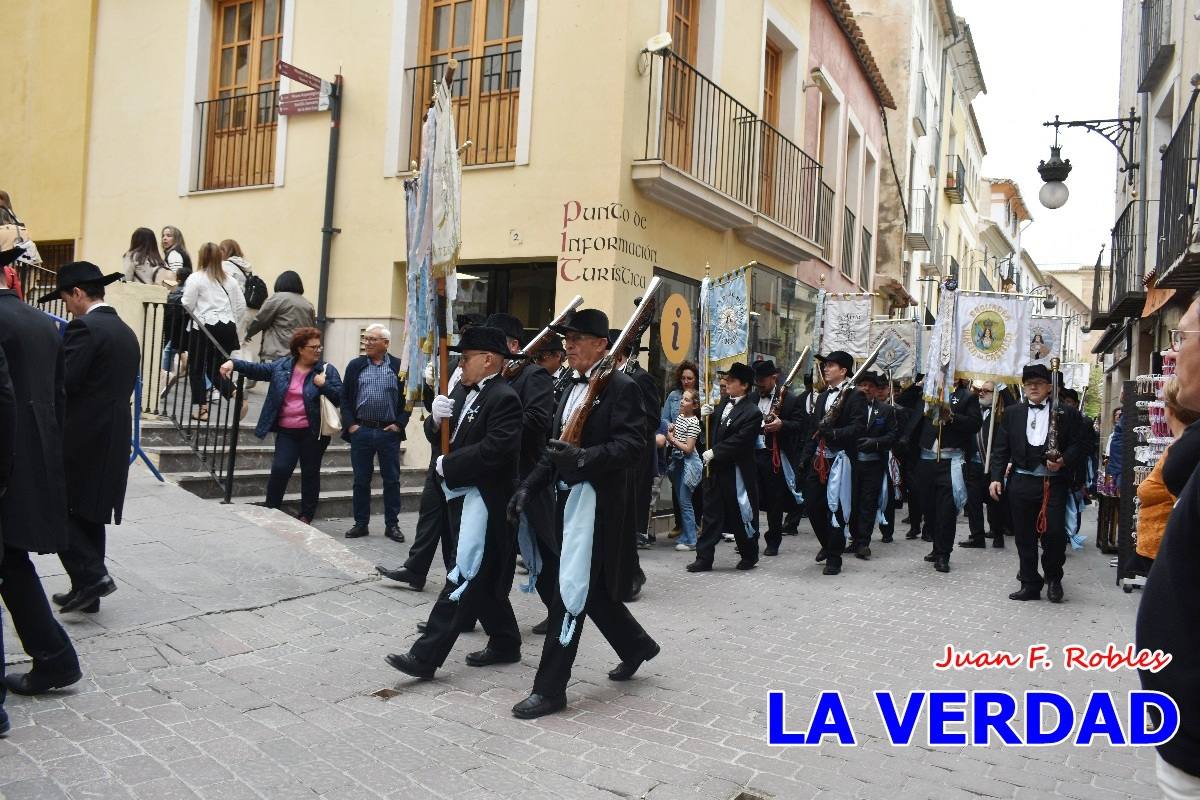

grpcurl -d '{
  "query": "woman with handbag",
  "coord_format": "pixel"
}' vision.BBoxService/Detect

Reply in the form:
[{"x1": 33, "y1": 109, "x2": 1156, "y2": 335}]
[
  {"x1": 182, "y1": 242, "x2": 246, "y2": 421},
  {"x1": 220, "y1": 327, "x2": 342, "y2": 524},
  {"x1": 123, "y1": 227, "x2": 172, "y2": 285}
]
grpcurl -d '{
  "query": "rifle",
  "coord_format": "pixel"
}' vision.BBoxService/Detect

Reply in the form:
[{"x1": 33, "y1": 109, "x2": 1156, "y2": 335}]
[
  {"x1": 560, "y1": 278, "x2": 663, "y2": 445},
  {"x1": 765, "y1": 346, "x2": 811, "y2": 424},
  {"x1": 814, "y1": 334, "x2": 891, "y2": 434},
  {"x1": 502, "y1": 294, "x2": 583, "y2": 380}
]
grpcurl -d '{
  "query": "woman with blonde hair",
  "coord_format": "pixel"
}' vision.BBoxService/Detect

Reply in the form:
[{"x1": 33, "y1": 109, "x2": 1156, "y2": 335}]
[
  {"x1": 1136, "y1": 377, "x2": 1200, "y2": 563},
  {"x1": 182, "y1": 242, "x2": 246, "y2": 420}
]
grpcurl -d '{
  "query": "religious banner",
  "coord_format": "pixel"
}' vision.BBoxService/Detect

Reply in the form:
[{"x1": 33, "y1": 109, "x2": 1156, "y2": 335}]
[
  {"x1": 954, "y1": 292, "x2": 1031, "y2": 384},
  {"x1": 820, "y1": 295, "x2": 872, "y2": 358},
  {"x1": 922, "y1": 288, "x2": 958, "y2": 419},
  {"x1": 1027, "y1": 316, "x2": 1065, "y2": 367},
  {"x1": 869, "y1": 319, "x2": 919, "y2": 379},
  {"x1": 708, "y1": 269, "x2": 749, "y2": 362}
]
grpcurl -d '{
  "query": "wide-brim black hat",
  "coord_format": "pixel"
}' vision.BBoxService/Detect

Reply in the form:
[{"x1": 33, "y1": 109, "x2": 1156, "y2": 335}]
[
  {"x1": 753, "y1": 360, "x2": 778, "y2": 378},
  {"x1": 448, "y1": 325, "x2": 512, "y2": 357},
  {"x1": 37, "y1": 261, "x2": 121, "y2": 304},
  {"x1": 484, "y1": 313, "x2": 525, "y2": 344},
  {"x1": 550, "y1": 308, "x2": 608, "y2": 338},
  {"x1": 1022, "y1": 364, "x2": 1052, "y2": 383},
  {"x1": 530, "y1": 333, "x2": 565, "y2": 353},
  {"x1": 817, "y1": 351, "x2": 854, "y2": 371},
  {"x1": 718, "y1": 362, "x2": 755, "y2": 386}
]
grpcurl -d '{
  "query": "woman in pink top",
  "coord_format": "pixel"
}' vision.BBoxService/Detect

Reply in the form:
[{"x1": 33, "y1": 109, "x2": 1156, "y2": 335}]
[{"x1": 220, "y1": 327, "x2": 342, "y2": 523}]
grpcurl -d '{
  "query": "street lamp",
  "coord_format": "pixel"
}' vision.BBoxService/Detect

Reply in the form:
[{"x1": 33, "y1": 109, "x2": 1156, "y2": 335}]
[
  {"x1": 1029, "y1": 284, "x2": 1058, "y2": 310},
  {"x1": 1037, "y1": 109, "x2": 1140, "y2": 209}
]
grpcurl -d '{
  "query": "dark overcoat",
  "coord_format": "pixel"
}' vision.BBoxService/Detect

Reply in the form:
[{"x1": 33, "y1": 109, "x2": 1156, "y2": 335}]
[
  {"x1": 508, "y1": 363, "x2": 557, "y2": 550},
  {"x1": 707, "y1": 395, "x2": 764, "y2": 518}
]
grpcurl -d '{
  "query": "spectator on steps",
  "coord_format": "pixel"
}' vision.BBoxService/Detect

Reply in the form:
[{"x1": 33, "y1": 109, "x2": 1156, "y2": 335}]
[{"x1": 245, "y1": 270, "x2": 315, "y2": 363}]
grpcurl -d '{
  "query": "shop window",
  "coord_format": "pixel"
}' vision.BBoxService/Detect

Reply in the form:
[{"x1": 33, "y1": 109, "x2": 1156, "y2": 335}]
[
  {"x1": 451, "y1": 262, "x2": 555, "y2": 334},
  {"x1": 749, "y1": 266, "x2": 819, "y2": 368}
]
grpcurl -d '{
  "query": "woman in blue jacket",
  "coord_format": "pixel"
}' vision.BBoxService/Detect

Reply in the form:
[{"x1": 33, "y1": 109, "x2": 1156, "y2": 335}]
[{"x1": 220, "y1": 326, "x2": 342, "y2": 523}]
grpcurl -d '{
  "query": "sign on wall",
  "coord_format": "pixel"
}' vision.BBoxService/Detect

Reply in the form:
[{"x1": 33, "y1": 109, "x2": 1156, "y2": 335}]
[{"x1": 659, "y1": 292, "x2": 694, "y2": 365}]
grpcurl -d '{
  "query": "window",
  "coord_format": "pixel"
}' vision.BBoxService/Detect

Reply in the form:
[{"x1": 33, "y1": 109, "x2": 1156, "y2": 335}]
[
  {"x1": 411, "y1": 0, "x2": 523, "y2": 165},
  {"x1": 749, "y1": 267, "x2": 819, "y2": 367},
  {"x1": 195, "y1": 0, "x2": 284, "y2": 190},
  {"x1": 762, "y1": 39, "x2": 782, "y2": 127}
]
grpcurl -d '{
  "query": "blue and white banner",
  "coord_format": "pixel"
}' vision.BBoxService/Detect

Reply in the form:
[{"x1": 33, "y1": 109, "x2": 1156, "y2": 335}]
[
  {"x1": 709, "y1": 270, "x2": 749, "y2": 362},
  {"x1": 870, "y1": 319, "x2": 919, "y2": 380}
]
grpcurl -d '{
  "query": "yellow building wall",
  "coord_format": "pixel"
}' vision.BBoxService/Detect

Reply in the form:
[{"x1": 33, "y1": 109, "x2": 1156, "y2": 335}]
[{"x1": 0, "y1": 0, "x2": 96, "y2": 244}]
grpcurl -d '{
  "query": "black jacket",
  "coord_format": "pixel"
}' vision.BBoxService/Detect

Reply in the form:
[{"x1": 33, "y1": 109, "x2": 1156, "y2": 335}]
[
  {"x1": 801, "y1": 382, "x2": 868, "y2": 464},
  {"x1": 0, "y1": 291, "x2": 68, "y2": 553},
  {"x1": 858, "y1": 400, "x2": 900, "y2": 454},
  {"x1": 989, "y1": 402, "x2": 1087, "y2": 483},
  {"x1": 707, "y1": 394, "x2": 763, "y2": 515},
  {"x1": 63, "y1": 306, "x2": 140, "y2": 524},
  {"x1": 524, "y1": 370, "x2": 645, "y2": 602},
  {"x1": 758, "y1": 386, "x2": 805, "y2": 464},
  {"x1": 625, "y1": 361, "x2": 661, "y2": 440},
  {"x1": 0, "y1": 347, "x2": 14, "y2": 503},
  {"x1": 917, "y1": 384, "x2": 982, "y2": 454},
  {"x1": 507, "y1": 363, "x2": 557, "y2": 548},
  {"x1": 340, "y1": 354, "x2": 412, "y2": 442}
]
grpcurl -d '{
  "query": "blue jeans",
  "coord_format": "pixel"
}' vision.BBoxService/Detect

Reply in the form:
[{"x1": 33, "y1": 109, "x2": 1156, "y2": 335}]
[
  {"x1": 669, "y1": 461, "x2": 697, "y2": 545},
  {"x1": 350, "y1": 426, "x2": 402, "y2": 527},
  {"x1": 268, "y1": 427, "x2": 330, "y2": 520}
]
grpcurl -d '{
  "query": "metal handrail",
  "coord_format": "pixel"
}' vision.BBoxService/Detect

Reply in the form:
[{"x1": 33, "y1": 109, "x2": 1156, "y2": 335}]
[{"x1": 1110, "y1": 200, "x2": 1144, "y2": 309}]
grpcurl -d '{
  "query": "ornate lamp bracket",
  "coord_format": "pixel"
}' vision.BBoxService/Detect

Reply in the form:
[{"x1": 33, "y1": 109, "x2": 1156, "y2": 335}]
[{"x1": 1043, "y1": 108, "x2": 1141, "y2": 184}]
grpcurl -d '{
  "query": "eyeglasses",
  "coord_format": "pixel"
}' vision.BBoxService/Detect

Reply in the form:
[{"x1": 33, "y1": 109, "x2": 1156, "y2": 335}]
[
  {"x1": 362, "y1": 337, "x2": 384, "y2": 343},
  {"x1": 978, "y1": 389, "x2": 993, "y2": 395},
  {"x1": 302, "y1": 344, "x2": 323, "y2": 351},
  {"x1": 1170, "y1": 329, "x2": 1200, "y2": 350}
]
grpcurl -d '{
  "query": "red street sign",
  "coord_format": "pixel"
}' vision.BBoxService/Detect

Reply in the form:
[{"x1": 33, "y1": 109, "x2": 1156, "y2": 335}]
[
  {"x1": 278, "y1": 90, "x2": 329, "y2": 115},
  {"x1": 278, "y1": 60, "x2": 323, "y2": 91}
]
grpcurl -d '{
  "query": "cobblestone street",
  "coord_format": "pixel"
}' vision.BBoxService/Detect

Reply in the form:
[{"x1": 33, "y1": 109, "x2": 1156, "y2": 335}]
[{"x1": 1, "y1": 470, "x2": 1157, "y2": 799}]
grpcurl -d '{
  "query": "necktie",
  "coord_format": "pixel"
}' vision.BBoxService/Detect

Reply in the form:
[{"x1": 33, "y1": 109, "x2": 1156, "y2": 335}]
[
  {"x1": 571, "y1": 374, "x2": 589, "y2": 385},
  {"x1": 1029, "y1": 403, "x2": 1045, "y2": 410}
]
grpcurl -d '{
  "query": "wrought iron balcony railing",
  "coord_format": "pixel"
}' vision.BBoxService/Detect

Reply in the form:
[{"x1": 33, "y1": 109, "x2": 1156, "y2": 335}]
[
  {"x1": 859, "y1": 227, "x2": 872, "y2": 289},
  {"x1": 944, "y1": 154, "x2": 966, "y2": 204},
  {"x1": 192, "y1": 88, "x2": 279, "y2": 192},
  {"x1": 756, "y1": 120, "x2": 825, "y2": 244},
  {"x1": 905, "y1": 188, "x2": 933, "y2": 251},
  {"x1": 1138, "y1": 0, "x2": 1173, "y2": 92},
  {"x1": 1108, "y1": 200, "x2": 1146, "y2": 318},
  {"x1": 1155, "y1": 89, "x2": 1200, "y2": 289},
  {"x1": 841, "y1": 207, "x2": 857, "y2": 280},
  {"x1": 817, "y1": 182, "x2": 835, "y2": 260}
]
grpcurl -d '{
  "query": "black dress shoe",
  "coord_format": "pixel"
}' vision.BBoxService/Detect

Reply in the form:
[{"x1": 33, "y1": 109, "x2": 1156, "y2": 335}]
[
  {"x1": 763, "y1": 545, "x2": 779, "y2": 556},
  {"x1": 384, "y1": 525, "x2": 406, "y2": 543},
  {"x1": 51, "y1": 589, "x2": 74, "y2": 607},
  {"x1": 1046, "y1": 581, "x2": 1064, "y2": 603},
  {"x1": 344, "y1": 525, "x2": 369, "y2": 538},
  {"x1": 880, "y1": 534, "x2": 894, "y2": 543},
  {"x1": 822, "y1": 563, "x2": 841, "y2": 575},
  {"x1": 465, "y1": 648, "x2": 521, "y2": 667},
  {"x1": 815, "y1": 548, "x2": 827, "y2": 563},
  {"x1": 375, "y1": 565, "x2": 425, "y2": 591},
  {"x1": 685, "y1": 560, "x2": 712, "y2": 573},
  {"x1": 60, "y1": 575, "x2": 116, "y2": 613},
  {"x1": 855, "y1": 547, "x2": 871, "y2": 560},
  {"x1": 416, "y1": 619, "x2": 476, "y2": 634},
  {"x1": 992, "y1": 537, "x2": 1006, "y2": 549},
  {"x1": 384, "y1": 653, "x2": 435, "y2": 680},
  {"x1": 608, "y1": 641, "x2": 660, "y2": 681},
  {"x1": 735, "y1": 558, "x2": 757, "y2": 571},
  {"x1": 0, "y1": 707, "x2": 9, "y2": 736},
  {"x1": 512, "y1": 693, "x2": 567, "y2": 719},
  {"x1": 958, "y1": 539, "x2": 986, "y2": 548},
  {"x1": 921, "y1": 532, "x2": 933, "y2": 542},
  {"x1": 923, "y1": 552, "x2": 938, "y2": 562},
  {"x1": 781, "y1": 528, "x2": 799, "y2": 536},
  {"x1": 1008, "y1": 586, "x2": 1042, "y2": 601},
  {"x1": 934, "y1": 557, "x2": 950, "y2": 573},
  {"x1": 4, "y1": 669, "x2": 83, "y2": 696},
  {"x1": 531, "y1": 617, "x2": 550, "y2": 635},
  {"x1": 905, "y1": 530, "x2": 920, "y2": 540}
]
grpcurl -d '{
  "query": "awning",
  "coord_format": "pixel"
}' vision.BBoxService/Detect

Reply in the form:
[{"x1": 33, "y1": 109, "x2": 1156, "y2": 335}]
[
  {"x1": 1091, "y1": 321, "x2": 1129, "y2": 355},
  {"x1": 1142, "y1": 282, "x2": 1177, "y2": 317}
]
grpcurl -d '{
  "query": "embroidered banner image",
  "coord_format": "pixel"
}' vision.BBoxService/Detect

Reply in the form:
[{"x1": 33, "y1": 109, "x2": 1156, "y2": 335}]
[
  {"x1": 869, "y1": 319, "x2": 918, "y2": 379},
  {"x1": 821, "y1": 296, "x2": 872, "y2": 358},
  {"x1": 954, "y1": 293, "x2": 1030, "y2": 383},
  {"x1": 709, "y1": 270, "x2": 749, "y2": 362},
  {"x1": 1027, "y1": 316, "x2": 1065, "y2": 367}
]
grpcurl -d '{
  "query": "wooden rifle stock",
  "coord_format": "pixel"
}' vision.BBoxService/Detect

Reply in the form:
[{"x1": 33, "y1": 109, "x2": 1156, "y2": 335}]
[
  {"x1": 502, "y1": 294, "x2": 584, "y2": 381},
  {"x1": 766, "y1": 346, "x2": 811, "y2": 424}
]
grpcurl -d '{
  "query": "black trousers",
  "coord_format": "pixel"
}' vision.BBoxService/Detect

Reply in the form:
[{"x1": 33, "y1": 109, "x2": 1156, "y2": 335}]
[
  {"x1": 921, "y1": 459, "x2": 959, "y2": 559},
  {"x1": 266, "y1": 428, "x2": 329, "y2": 519},
  {"x1": 756, "y1": 450, "x2": 795, "y2": 550},
  {"x1": 964, "y1": 460, "x2": 987, "y2": 539},
  {"x1": 696, "y1": 469, "x2": 759, "y2": 566},
  {"x1": 850, "y1": 457, "x2": 886, "y2": 550},
  {"x1": 1007, "y1": 473, "x2": 1068, "y2": 587},
  {"x1": 532, "y1": 575, "x2": 654, "y2": 700},
  {"x1": 403, "y1": 470, "x2": 456, "y2": 580},
  {"x1": 1, "y1": 546, "x2": 80, "y2": 680},
  {"x1": 805, "y1": 467, "x2": 846, "y2": 568},
  {"x1": 188, "y1": 322, "x2": 238, "y2": 406},
  {"x1": 59, "y1": 514, "x2": 108, "y2": 589},
  {"x1": 879, "y1": 470, "x2": 897, "y2": 538},
  {"x1": 905, "y1": 453, "x2": 927, "y2": 536}
]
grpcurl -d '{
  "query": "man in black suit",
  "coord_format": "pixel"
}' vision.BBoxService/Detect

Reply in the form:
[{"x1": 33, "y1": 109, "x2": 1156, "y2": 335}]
[
  {"x1": 960, "y1": 381, "x2": 1010, "y2": 549},
  {"x1": 687, "y1": 362, "x2": 762, "y2": 572},
  {"x1": 609, "y1": 330, "x2": 660, "y2": 553},
  {"x1": 38, "y1": 262, "x2": 140, "y2": 614},
  {"x1": 751, "y1": 360, "x2": 804, "y2": 557},
  {"x1": 508, "y1": 309, "x2": 658, "y2": 719},
  {"x1": 385, "y1": 326, "x2": 524, "y2": 679},
  {"x1": 878, "y1": 379, "x2": 912, "y2": 543},
  {"x1": 801, "y1": 351, "x2": 867, "y2": 575},
  {"x1": 914, "y1": 379, "x2": 981, "y2": 573},
  {"x1": 990, "y1": 364, "x2": 1087, "y2": 603},
  {"x1": 0, "y1": 344, "x2": 16, "y2": 731},
  {"x1": 895, "y1": 377, "x2": 927, "y2": 540},
  {"x1": 781, "y1": 373, "x2": 815, "y2": 535},
  {"x1": 849, "y1": 372, "x2": 900, "y2": 558},
  {"x1": 0, "y1": 285, "x2": 82, "y2": 696}
]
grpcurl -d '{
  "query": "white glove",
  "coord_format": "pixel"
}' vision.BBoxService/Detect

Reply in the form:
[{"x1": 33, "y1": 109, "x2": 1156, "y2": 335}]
[
  {"x1": 431, "y1": 394, "x2": 455, "y2": 423},
  {"x1": 435, "y1": 455, "x2": 445, "y2": 477},
  {"x1": 702, "y1": 449, "x2": 715, "y2": 465},
  {"x1": 423, "y1": 361, "x2": 435, "y2": 388},
  {"x1": 700, "y1": 403, "x2": 714, "y2": 418}
]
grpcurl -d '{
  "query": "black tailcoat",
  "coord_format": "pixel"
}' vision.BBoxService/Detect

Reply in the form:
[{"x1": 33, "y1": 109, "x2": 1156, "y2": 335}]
[
  {"x1": 800, "y1": 383, "x2": 868, "y2": 466},
  {"x1": 761, "y1": 387, "x2": 805, "y2": 465},
  {"x1": 708, "y1": 395, "x2": 764, "y2": 511},
  {"x1": 507, "y1": 363, "x2": 557, "y2": 549},
  {"x1": 989, "y1": 402, "x2": 1087, "y2": 484}
]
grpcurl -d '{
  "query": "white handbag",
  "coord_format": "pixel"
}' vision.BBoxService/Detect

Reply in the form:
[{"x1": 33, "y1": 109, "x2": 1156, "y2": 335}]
[{"x1": 319, "y1": 395, "x2": 341, "y2": 438}]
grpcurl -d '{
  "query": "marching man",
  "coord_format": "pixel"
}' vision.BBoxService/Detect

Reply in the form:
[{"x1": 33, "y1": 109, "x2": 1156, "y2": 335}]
[
  {"x1": 751, "y1": 360, "x2": 804, "y2": 558},
  {"x1": 914, "y1": 378, "x2": 981, "y2": 573},
  {"x1": 848, "y1": 372, "x2": 899, "y2": 558}
]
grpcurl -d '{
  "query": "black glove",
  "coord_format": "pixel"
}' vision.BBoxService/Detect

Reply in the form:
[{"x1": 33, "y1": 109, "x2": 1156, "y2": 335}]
[
  {"x1": 0, "y1": 247, "x2": 22, "y2": 268},
  {"x1": 817, "y1": 423, "x2": 835, "y2": 440},
  {"x1": 856, "y1": 437, "x2": 877, "y2": 453},
  {"x1": 546, "y1": 439, "x2": 584, "y2": 472},
  {"x1": 506, "y1": 486, "x2": 528, "y2": 525}
]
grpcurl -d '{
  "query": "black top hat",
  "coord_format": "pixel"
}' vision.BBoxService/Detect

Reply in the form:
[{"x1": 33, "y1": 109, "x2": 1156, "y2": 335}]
[
  {"x1": 550, "y1": 308, "x2": 608, "y2": 339},
  {"x1": 1060, "y1": 388, "x2": 1080, "y2": 402},
  {"x1": 718, "y1": 362, "x2": 755, "y2": 386},
  {"x1": 752, "y1": 360, "x2": 778, "y2": 378},
  {"x1": 859, "y1": 371, "x2": 887, "y2": 387},
  {"x1": 484, "y1": 313, "x2": 525, "y2": 343},
  {"x1": 1022, "y1": 363, "x2": 1052, "y2": 383},
  {"x1": 817, "y1": 351, "x2": 854, "y2": 371},
  {"x1": 36, "y1": 261, "x2": 121, "y2": 304},
  {"x1": 449, "y1": 325, "x2": 512, "y2": 357},
  {"x1": 530, "y1": 333, "x2": 565, "y2": 354}
]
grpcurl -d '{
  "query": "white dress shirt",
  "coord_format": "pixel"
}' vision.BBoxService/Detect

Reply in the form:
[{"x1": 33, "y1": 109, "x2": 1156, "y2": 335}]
[
  {"x1": 721, "y1": 393, "x2": 745, "y2": 421},
  {"x1": 1025, "y1": 402, "x2": 1050, "y2": 447}
]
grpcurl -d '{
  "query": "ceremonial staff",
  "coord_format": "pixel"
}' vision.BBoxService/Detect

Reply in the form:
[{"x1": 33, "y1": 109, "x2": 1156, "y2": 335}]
[
  {"x1": 699, "y1": 265, "x2": 713, "y2": 477},
  {"x1": 428, "y1": 59, "x2": 458, "y2": 454}
]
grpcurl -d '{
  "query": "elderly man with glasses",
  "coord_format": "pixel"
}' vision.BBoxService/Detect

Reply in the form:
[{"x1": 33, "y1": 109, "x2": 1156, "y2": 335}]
[{"x1": 340, "y1": 324, "x2": 411, "y2": 541}]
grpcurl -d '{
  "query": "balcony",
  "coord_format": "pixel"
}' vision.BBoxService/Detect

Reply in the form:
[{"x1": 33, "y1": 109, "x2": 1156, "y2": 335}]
[
  {"x1": 913, "y1": 72, "x2": 927, "y2": 137},
  {"x1": 905, "y1": 188, "x2": 933, "y2": 251},
  {"x1": 948, "y1": 255, "x2": 960, "y2": 282},
  {"x1": 1138, "y1": 0, "x2": 1173, "y2": 93},
  {"x1": 944, "y1": 154, "x2": 966, "y2": 204},
  {"x1": 817, "y1": 182, "x2": 835, "y2": 262},
  {"x1": 192, "y1": 89, "x2": 278, "y2": 191},
  {"x1": 1091, "y1": 249, "x2": 1113, "y2": 329},
  {"x1": 406, "y1": 50, "x2": 521, "y2": 167},
  {"x1": 1108, "y1": 200, "x2": 1146, "y2": 318},
  {"x1": 841, "y1": 207, "x2": 857, "y2": 280},
  {"x1": 859, "y1": 227, "x2": 872, "y2": 288},
  {"x1": 1155, "y1": 89, "x2": 1200, "y2": 289},
  {"x1": 633, "y1": 51, "x2": 828, "y2": 263}
]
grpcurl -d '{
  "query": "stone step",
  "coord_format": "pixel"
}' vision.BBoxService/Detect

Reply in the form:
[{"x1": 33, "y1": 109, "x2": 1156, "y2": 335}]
[
  {"x1": 139, "y1": 420, "x2": 405, "y2": 461},
  {"x1": 171, "y1": 465, "x2": 428, "y2": 500},
  {"x1": 148, "y1": 443, "x2": 356, "y2": 472},
  {"x1": 272, "y1": 487, "x2": 425, "y2": 518}
]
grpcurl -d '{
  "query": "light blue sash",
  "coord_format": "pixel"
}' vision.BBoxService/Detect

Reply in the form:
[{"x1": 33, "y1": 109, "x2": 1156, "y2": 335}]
[
  {"x1": 516, "y1": 511, "x2": 541, "y2": 593},
  {"x1": 921, "y1": 448, "x2": 968, "y2": 513},
  {"x1": 441, "y1": 482, "x2": 487, "y2": 601},
  {"x1": 1067, "y1": 489, "x2": 1086, "y2": 550},
  {"x1": 778, "y1": 451, "x2": 805, "y2": 504},
  {"x1": 734, "y1": 466, "x2": 757, "y2": 538},
  {"x1": 875, "y1": 470, "x2": 890, "y2": 526},
  {"x1": 826, "y1": 450, "x2": 853, "y2": 527},
  {"x1": 558, "y1": 481, "x2": 597, "y2": 645}
]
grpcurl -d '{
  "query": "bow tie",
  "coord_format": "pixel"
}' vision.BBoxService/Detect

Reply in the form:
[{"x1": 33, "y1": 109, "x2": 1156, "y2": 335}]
[
  {"x1": 570, "y1": 374, "x2": 590, "y2": 385},
  {"x1": 1029, "y1": 403, "x2": 1045, "y2": 410}
]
